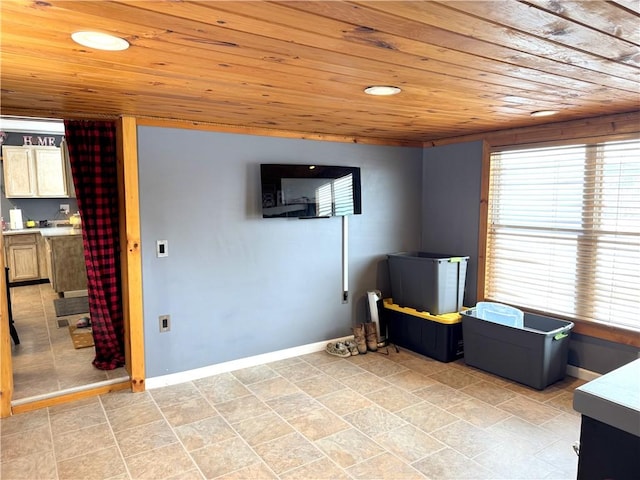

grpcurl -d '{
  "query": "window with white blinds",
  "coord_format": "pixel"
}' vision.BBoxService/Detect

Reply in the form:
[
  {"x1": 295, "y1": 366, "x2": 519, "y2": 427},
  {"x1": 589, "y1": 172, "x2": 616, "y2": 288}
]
[{"x1": 486, "y1": 139, "x2": 640, "y2": 331}]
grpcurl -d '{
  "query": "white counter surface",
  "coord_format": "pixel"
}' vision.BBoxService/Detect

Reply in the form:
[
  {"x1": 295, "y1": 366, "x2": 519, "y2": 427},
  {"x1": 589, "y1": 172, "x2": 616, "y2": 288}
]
[
  {"x1": 573, "y1": 358, "x2": 640, "y2": 437},
  {"x1": 40, "y1": 227, "x2": 81, "y2": 237},
  {"x1": 3, "y1": 226, "x2": 80, "y2": 237},
  {"x1": 3, "y1": 227, "x2": 43, "y2": 235}
]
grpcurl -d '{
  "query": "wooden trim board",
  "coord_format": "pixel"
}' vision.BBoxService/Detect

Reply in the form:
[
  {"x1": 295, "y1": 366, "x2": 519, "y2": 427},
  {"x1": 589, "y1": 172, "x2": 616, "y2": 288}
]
[
  {"x1": 117, "y1": 116, "x2": 146, "y2": 392},
  {"x1": 11, "y1": 380, "x2": 130, "y2": 415},
  {"x1": 0, "y1": 232, "x2": 13, "y2": 418}
]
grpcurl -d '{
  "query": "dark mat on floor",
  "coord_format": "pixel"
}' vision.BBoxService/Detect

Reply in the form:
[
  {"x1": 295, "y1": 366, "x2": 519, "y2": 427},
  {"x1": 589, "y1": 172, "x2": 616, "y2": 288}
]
[
  {"x1": 57, "y1": 318, "x2": 70, "y2": 328},
  {"x1": 54, "y1": 296, "x2": 89, "y2": 317}
]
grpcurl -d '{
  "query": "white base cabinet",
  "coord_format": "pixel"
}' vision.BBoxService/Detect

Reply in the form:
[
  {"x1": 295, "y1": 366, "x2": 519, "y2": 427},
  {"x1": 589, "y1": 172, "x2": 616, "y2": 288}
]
[{"x1": 4, "y1": 233, "x2": 42, "y2": 283}]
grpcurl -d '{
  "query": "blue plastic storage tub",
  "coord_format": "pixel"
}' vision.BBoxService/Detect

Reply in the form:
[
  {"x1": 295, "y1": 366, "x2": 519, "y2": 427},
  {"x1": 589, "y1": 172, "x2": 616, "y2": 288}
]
[{"x1": 474, "y1": 302, "x2": 524, "y2": 328}]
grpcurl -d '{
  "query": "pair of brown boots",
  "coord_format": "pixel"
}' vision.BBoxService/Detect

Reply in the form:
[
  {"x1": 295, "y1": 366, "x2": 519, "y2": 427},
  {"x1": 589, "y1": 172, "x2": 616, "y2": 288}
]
[{"x1": 352, "y1": 322, "x2": 379, "y2": 354}]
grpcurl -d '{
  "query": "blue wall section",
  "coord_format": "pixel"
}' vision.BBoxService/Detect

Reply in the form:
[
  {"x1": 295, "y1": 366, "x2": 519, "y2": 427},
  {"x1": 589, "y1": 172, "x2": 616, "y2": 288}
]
[
  {"x1": 421, "y1": 141, "x2": 484, "y2": 307},
  {"x1": 569, "y1": 334, "x2": 639, "y2": 374},
  {"x1": 137, "y1": 127, "x2": 423, "y2": 377}
]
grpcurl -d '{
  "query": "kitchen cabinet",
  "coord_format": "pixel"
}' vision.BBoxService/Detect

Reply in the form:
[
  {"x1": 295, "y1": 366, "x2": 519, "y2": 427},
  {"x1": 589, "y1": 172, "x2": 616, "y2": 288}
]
[
  {"x1": 44, "y1": 233, "x2": 87, "y2": 293},
  {"x1": 4, "y1": 233, "x2": 42, "y2": 283},
  {"x1": 573, "y1": 359, "x2": 640, "y2": 479},
  {"x1": 1, "y1": 145, "x2": 70, "y2": 198}
]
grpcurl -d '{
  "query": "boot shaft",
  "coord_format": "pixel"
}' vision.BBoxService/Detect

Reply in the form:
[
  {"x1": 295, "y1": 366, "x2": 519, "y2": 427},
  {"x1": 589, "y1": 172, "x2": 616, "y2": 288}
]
[
  {"x1": 352, "y1": 324, "x2": 367, "y2": 354},
  {"x1": 364, "y1": 322, "x2": 378, "y2": 352}
]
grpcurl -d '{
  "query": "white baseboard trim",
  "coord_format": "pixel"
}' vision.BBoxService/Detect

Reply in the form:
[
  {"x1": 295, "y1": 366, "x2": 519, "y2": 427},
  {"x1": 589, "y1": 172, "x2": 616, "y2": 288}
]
[
  {"x1": 146, "y1": 336, "x2": 351, "y2": 390},
  {"x1": 566, "y1": 364, "x2": 600, "y2": 382},
  {"x1": 147, "y1": 342, "x2": 601, "y2": 390}
]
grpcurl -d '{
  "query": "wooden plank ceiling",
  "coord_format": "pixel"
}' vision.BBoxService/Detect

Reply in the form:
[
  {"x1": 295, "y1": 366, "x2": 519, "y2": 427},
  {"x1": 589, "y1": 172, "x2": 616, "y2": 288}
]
[{"x1": 1, "y1": 0, "x2": 638, "y2": 145}]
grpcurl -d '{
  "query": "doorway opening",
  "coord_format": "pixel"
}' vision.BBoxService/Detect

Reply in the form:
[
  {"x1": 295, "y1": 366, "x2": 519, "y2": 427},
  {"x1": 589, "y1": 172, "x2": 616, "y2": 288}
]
[{"x1": 1, "y1": 115, "x2": 144, "y2": 416}]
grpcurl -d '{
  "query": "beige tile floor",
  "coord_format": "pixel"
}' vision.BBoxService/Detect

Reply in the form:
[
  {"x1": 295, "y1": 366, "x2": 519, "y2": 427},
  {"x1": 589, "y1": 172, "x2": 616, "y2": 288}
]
[
  {"x1": 1, "y1": 338, "x2": 584, "y2": 479},
  {"x1": 9, "y1": 283, "x2": 128, "y2": 401}
]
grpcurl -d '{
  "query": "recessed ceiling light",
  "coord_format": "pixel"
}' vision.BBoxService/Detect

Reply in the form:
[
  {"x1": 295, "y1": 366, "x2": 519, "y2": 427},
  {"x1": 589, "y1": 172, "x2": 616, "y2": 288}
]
[
  {"x1": 530, "y1": 110, "x2": 558, "y2": 117},
  {"x1": 364, "y1": 85, "x2": 402, "y2": 96},
  {"x1": 71, "y1": 31, "x2": 129, "y2": 51}
]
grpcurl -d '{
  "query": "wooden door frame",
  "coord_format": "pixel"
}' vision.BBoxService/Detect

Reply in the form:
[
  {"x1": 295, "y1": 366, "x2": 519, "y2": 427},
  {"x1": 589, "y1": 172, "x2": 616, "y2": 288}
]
[
  {"x1": 117, "y1": 116, "x2": 145, "y2": 392},
  {"x1": 0, "y1": 116, "x2": 145, "y2": 417},
  {"x1": 0, "y1": 232, "x2": 13, "y2": 416}
]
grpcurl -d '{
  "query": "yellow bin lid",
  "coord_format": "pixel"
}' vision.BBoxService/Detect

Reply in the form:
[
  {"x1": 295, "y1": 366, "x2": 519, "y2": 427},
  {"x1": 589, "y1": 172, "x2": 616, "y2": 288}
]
[{"x1": 382, "y1": 298, "x2": 463, "y2": 324}]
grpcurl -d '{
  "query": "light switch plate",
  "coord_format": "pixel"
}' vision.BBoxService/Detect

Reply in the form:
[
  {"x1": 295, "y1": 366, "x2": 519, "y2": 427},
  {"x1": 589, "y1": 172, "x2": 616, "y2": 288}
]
[
  {"x1": 156, "y1": 240, "x2": 168, "y2": 257},
  {"x1": 159, "y1": 315, "x2": 170, "y2": 332}
]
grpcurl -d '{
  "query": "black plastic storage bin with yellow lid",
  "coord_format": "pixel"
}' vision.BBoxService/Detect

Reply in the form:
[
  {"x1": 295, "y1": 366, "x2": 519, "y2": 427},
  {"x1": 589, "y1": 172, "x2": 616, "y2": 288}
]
[
  {"x1": 382, "y1": 299, "x2": 464, "y2": 362},
  {"x1": 387, "y1": 252, "x2": 469, "y2": 315}
]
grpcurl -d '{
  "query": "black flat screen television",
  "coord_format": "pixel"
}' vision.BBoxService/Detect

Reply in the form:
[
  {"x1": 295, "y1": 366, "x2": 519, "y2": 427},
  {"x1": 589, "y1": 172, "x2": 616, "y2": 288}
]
[{"x1": 260, "y1": 164, "x2": 362, "y2": 218}]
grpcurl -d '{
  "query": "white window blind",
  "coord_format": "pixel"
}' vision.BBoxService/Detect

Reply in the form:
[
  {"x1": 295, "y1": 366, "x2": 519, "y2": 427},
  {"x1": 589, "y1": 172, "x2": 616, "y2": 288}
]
[
  {"x1": 317, "y1": 182, "x2": 333, "y2": 217},
  {"x1": 333, "y1": 173, "x2": 354, "y2": 216},
  {"x1": 486, "y1": 139, "x2": 640, "y2": 331},
  {"x1": 315, "y1": 173, "x2": 354, "y2": 216}
]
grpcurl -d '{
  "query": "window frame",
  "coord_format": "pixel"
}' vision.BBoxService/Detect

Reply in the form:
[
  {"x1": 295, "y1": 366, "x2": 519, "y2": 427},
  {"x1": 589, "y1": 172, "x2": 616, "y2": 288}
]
[{"x1": 478, "y1": 134, "x2": 640, "y2": 348}]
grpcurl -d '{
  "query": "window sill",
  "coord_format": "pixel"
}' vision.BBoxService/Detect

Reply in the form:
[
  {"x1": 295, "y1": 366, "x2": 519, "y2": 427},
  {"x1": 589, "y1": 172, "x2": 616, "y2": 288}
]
[{"x1": 571, "y1": 319, "x2": 640, "y2": 348}]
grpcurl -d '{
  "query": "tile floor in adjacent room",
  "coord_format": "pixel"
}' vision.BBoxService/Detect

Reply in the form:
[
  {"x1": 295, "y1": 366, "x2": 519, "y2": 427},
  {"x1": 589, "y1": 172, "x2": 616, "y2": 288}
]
[
  {"x1": 1, "y1": 341, "x2": 584, "y2": 480},
  {"x1": 9, "y1": 283, "x2": 128, "y2": 401}
]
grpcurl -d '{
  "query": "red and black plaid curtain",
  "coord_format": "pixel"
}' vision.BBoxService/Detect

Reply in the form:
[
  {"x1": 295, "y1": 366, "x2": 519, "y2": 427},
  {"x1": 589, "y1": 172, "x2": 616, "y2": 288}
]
[{"x1": 64, "y1": 120, "x2": 124, "y2": 370}]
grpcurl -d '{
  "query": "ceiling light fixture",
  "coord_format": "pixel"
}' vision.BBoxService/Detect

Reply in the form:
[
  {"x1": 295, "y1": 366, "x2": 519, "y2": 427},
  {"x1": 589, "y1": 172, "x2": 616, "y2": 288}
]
[
  {"x1": 364, "y1": 85, "x2": 402, "y2": 96},
  {"x1": 530, "y1": 110, "x2": 558, "y2": 117},
  {"x1": 71, "y1": 31, "x2": 129, "y2": 51}
]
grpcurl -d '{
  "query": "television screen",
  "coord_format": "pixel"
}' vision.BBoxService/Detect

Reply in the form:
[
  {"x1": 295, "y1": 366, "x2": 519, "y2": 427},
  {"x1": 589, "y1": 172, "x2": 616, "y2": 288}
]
[{"x1": 260, "y1": 164, "x2": 362, "y2": 218}]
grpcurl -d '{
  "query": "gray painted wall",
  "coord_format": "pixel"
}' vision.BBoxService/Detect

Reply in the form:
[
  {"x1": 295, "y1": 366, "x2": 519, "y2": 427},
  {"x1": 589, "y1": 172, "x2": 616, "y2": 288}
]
[
  {"x1": 569, "y1": 334, "x2": 639, "y2": 374},
  {"x1": 421, "y1": 141, "x2": 639, "y2": 374},
  {"x1": 421, "y1": 140, "x2": 483, "y2": 307},
  {"x1": 0, "y1": 195, "x2": 78, "y2": 226},
  {"x1": 138, "y1": 126, "x2": 423, "y2": 377}
]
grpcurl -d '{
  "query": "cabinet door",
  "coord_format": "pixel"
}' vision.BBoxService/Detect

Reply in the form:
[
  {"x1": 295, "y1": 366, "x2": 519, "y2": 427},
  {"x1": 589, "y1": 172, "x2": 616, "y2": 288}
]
[
  {"x1": 7, "y1": 243, "x2": 40, "y2": 282},
  {"x1": 49, "y1": 236, "x2": 87, "y2": 293},
  {"x1": 1, "y1": 146, "x2": 36, "y2": 197},
  {"x1": 33, "y1": 147, "x2": 68, "y2": 197},
  {"x1": 61, "y1": 142, "x2": 77, "y2": 198}
]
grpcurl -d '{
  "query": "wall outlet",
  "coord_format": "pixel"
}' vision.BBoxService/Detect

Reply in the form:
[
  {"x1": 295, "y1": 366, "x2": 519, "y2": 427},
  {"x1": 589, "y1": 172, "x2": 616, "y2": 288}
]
[
  {"x1": 60, "y1": 204, "x2": 70, "y2": 214},
  {"x1": 159, "y1": 315, "x2": 170, "y2": 332}
]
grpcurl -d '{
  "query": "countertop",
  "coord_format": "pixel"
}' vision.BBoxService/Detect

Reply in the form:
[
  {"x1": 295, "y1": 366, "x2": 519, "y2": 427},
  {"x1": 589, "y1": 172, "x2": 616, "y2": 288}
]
[
  {"x1": 3, "y1": 226, "x2": 81, "y2": 237},
  {"x1": 573, "y1": 358, "x2": 640, "y2": 436}
]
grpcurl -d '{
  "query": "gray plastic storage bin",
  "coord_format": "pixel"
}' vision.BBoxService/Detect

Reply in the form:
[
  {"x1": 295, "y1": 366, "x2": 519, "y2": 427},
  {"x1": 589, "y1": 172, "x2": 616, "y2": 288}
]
[
  {"x1": 387, "y1": 252, "x2": 469, "y2": 315},
  {"x1": 461, "y1": 309, "x2": 573, "y2": 390}
]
